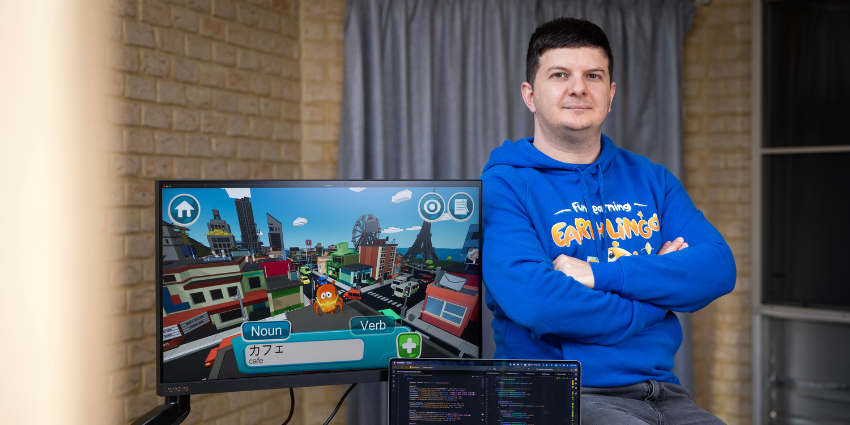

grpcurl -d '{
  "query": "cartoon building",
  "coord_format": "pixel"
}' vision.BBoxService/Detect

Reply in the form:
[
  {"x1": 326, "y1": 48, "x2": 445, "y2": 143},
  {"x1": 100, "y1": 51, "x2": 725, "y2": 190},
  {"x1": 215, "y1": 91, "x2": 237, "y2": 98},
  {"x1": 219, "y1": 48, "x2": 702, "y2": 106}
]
[
  {"x1": 162, "y1": 222, "x2": 186, "y2": 261},
  {"x1": 316, "y1": 255, "x2": 330, "y2": 275},
  {"x1": 205, "y1": 209, "x2": 237, "y2": 256},
  {"x1": 360, "y1": 239, "x2": 400, "y2": 281},
  {"x1": 327, "y1": 242, "x2": 359, "y2": 280},
  {"x1": 267, "y1": 213, "x2": 283, "y2": 251},
  {"x1": 420, "y1": 267, "x2": 480, "y2": 338},
  {"x1": 459, "y1": 223, "x2": 480, "y2": 264},
  {"x1": 161, "y1": 255, "x2": 269, "y2": 350},
  {"x1": 234, "y1": 197, "x2": 261, "y2": 254},
  {"x1": 339, "y1": 264, "x2": 373, "y2": 288},
  {"x1": 266, "y1": 274, "x2": 305, "y2": 316}
]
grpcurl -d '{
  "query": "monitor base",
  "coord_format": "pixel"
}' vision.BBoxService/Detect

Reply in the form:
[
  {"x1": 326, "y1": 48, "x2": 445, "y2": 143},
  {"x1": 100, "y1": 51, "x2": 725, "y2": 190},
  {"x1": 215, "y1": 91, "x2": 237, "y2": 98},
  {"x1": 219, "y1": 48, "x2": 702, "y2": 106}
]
[{"x1": 130, "y1": 395, "x2": 190, "y2": 425}]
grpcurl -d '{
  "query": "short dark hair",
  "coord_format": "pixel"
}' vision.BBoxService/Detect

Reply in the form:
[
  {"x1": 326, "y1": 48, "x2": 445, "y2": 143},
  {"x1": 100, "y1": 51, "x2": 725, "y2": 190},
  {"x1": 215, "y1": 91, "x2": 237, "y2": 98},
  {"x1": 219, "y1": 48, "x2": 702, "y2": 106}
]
[{"x1": 526, "y1": 17, "x2": 614, "y2": 86}]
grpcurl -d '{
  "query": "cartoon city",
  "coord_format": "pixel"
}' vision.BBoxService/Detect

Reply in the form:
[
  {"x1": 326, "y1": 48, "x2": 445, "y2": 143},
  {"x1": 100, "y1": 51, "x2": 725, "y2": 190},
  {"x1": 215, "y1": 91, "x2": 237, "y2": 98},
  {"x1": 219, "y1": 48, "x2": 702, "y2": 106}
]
[{"x1": 160, "y1": 185, "x2": 481, "y2": 383}]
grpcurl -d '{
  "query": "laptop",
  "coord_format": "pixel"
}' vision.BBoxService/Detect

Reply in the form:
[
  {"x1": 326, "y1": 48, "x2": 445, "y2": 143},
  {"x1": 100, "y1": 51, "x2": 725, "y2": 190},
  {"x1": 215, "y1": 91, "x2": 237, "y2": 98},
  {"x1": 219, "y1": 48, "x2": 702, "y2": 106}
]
[{"x1": 389, "y1": 358, "x2": 581, "y2": 424}]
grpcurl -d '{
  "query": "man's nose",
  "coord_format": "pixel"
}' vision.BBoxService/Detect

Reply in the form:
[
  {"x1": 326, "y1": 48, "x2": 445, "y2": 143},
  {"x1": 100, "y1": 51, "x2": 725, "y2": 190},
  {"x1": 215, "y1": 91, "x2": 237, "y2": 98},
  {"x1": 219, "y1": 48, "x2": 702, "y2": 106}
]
[{"x1": 567, "y1": 77, "x2": 586, "y2": 96}]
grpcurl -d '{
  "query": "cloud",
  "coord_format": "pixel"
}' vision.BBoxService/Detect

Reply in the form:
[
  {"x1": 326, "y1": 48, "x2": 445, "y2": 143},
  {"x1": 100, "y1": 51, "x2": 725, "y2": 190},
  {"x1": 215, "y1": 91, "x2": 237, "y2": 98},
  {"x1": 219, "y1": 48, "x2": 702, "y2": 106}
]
[
  {"x1": 434, "y1": 212, "x2": 454, "y2": 222},
  {"x1": 383, "y1": 226, "x2": 403, "y2": 233},
  {"x1": 293, "y1": 217, "x2": 308, "y2": 226},
  {"x1": 223, "y1": 188, "x2": 251, "y2": 198},
  {"x1": 405, "y1": 225, "x2": 421, "y2": 231},
  {"x1": 350, "y1": 187, "x2": 366, "y2": 192},
  {"x1": 392, "y1": 189, "x2": 412, "y2": 203}
]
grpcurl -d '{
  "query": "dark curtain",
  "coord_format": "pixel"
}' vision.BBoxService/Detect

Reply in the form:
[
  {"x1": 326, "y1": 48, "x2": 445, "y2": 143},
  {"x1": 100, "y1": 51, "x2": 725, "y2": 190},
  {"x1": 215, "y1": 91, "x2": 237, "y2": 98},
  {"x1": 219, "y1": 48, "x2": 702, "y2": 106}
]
[{"x1": 340, "y1": 1, "x2": 696, "y2": 423}]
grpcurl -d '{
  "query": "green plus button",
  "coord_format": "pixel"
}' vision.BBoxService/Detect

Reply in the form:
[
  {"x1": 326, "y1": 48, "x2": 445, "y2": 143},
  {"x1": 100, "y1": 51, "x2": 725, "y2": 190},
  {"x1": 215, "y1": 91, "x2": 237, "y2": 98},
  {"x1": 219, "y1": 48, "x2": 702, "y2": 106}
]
[{"x1": 396, "y1": 332, "x2": 422, "y2": 358}]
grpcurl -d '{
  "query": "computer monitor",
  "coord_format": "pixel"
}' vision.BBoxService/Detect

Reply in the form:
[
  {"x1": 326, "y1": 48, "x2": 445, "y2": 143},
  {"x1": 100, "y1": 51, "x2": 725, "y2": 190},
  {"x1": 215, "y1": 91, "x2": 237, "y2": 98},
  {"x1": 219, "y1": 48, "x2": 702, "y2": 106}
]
[{"x1": 156, "y1": 180, "x2": 483, "y2": 396}]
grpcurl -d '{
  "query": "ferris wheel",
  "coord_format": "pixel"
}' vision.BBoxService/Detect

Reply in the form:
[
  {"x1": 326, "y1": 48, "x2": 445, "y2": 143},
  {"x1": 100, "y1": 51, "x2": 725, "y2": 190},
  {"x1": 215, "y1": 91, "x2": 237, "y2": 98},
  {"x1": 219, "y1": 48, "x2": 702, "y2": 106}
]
[{"x1": 351, "y1": 214, "x2": 381, "y2": 251}]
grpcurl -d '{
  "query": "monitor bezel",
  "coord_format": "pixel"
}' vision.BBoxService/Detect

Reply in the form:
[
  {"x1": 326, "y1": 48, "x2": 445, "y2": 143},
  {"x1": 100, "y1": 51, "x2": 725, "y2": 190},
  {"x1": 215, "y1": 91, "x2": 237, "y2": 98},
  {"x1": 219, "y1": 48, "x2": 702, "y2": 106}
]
[
  {"x1": 387, "y1": 358, "x2": 582, "y2": 424},
  {"x1": 156, "y1": 179, "x2": 484, "y2": 396}
]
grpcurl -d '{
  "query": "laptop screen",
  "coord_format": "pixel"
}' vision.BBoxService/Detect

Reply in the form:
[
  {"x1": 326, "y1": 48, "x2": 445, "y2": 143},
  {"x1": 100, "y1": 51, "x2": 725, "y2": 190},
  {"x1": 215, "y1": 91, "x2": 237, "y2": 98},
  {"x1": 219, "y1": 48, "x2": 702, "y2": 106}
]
[{"x1": 389, "y1": 359, "x2": 580, "y2": 425}]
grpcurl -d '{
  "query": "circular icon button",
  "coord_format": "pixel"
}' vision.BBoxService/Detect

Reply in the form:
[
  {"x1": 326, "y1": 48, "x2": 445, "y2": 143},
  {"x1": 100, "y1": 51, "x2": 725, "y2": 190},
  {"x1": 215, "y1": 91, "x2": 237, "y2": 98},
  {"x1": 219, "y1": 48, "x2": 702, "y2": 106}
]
[
  {"x1": 167, "y1": 194, "x2": 201, "y2": 227},
  {"x1": 448, "y1": 192, "x2": 474, "y2": 222},
  {"x1": 418, "y1": 192, "x2": 446, "y2": 222}
]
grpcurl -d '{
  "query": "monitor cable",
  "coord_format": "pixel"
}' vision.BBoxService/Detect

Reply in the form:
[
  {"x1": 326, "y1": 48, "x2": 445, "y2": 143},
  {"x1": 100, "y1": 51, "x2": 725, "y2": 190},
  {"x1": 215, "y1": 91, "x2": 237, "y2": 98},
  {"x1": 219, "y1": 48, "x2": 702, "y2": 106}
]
[{"x1": 280, "y1": 383, "x2": 357, "y2": 425}]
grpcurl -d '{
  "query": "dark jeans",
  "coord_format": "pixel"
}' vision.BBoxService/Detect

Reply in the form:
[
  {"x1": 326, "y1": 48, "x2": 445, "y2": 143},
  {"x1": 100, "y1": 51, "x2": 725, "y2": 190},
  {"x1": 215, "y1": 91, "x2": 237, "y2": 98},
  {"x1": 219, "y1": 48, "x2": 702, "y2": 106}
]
[{"x1": 581, "y1": 381, "x2": 725, "y2": 425}]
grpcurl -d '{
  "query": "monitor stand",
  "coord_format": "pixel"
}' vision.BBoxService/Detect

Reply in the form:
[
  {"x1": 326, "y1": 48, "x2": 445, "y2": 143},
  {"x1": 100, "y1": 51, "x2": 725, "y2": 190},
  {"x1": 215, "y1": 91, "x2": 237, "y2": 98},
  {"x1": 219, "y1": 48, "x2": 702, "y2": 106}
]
[{"x1": 131, "y1": 395, "x2": 190, "y2": 425}]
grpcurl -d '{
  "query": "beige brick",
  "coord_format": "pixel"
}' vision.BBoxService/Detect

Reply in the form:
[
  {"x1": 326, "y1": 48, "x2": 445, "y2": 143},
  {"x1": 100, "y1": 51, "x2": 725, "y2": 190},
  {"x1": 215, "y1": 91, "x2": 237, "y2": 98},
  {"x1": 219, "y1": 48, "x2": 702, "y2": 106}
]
[
  {"x1": 304, "y1": 104, "x2": 323, "y2": 122},
  {"x1": 142, "y1": 312, "x2": 157, "y2": 336},
  {"x1": 125, "y1": 393, "x2": 159, "y2": 424},
  {"x1": 226, "y1": 70, "x2": 249, "y2": 92},
  {"x1": 327, "y1": 64, "x2": 343, "y2": 83},
  {"x1": 238, "y1": 49, "x2": 260, "y2": 70},
  {"x1": 250, "y1": 163, "x2": 274, "y2": 179},
  {"x1": 303, "y1": 21, "x2": 324, "y2": 40},
  {"x1": 173, "y1": 58, "x2": 199, "y2": 83},
  {"x1": 175, "y1": 158, "x2": 201, "y2": 179},
  {"x1": 125, "y1": 129, "x2": 154, "y2": 154},
  {"x1": 239, "y1": 95, "x2": 260, "y2": 115},
  {"x1": 303, "y1": 83, "x2": 341, "y2": 102},
  {"x1": 304, "y1": 62, "x2": 324, "y2": 82},
  {"x1": 104, "y1": 71, "x2": 124, "y2": 96},
  {"x1": 110, "y1": 368, "x2": 141, "y2": 396},
  {"x1": 213, "y1": 42, "x2": 237, "y2": 65},
  {"x1": 303, "y1": 41, "x2": 343, "y2": 61},
  {"x1": 243, "y1": 404, "x2": 263, "y2": 425},
  {"x1": 306, "y1": 123, "x2": 339, "y2": 142},
  {"x1": 110, "y1": 154, "x2": 141, "y2": 178},
  {"x1": 109, "y1": 100, "x2": 142, "y2": 126},
  {"x1": 212, "y1": 0, "x2": 236, "y2": 19},
  {"x1": 238, "y1": 139, "x2": 261, "y2": 160},
  {"x1": 270, "y1": 0, "x2": 291, "y2": 13},
  {"x1": 127, "y1": 285, "x2": 155, "y2": 312},
  {"x1": 155, "y1": 28, "x2": 184, "y2": 54},
  {"x1": 138, "y1": 52, "x2": 168, "y2": 78},
  {"x1": 259, "y1": 12, "x2": 281, "y2": 33},
  {"x1": 260, "y1": 99, "x2": 281, "y2": 118},
  {"x1": 200, "y1": 64, "x2": 226, "y2": 87},
  {"x1": 142, "y1": 157, "x2": 174, "y2": 179},
  {"x1": 141, "y1": 0, "x2": 170, "y2": 26},
  {"x1": 124, "y1": 75, "x2": 156, "y2": 101},
  {"x1": 214, "y1": 90, "x2": 239, "y2": 112},
  {"x1": 142, "y1": 364, "x2": 157, "y2": 390},
  {"x1": 282, "y1": 102, "x2": 300, "y2": 120},
  {"x1": 201, "y1": 16, "x2": 226, "y2": 40},
  {"x1": 708, "y1": 134, "x2": 749, "y2": 149},
  {"x1": 112, "y1": 315, "x2": 144, "y2": 342},
  {"x1": 186, "y1": 35, "x2": 213, "y2": 61},
  {"x1": 107, "y1": 44, "x2": 138, "y2": 71},
  {"x1": 127, "y1": 338, "x2": 157, "y2": 364},
  {"x1": 304, "y1": 144, "x2": 322, "y2": 162},
  {"x1": 112, "y1": 261, "x2": 142, "y2": 285},
  {"x1": 304, "y1": 1, "x2": 345, "y2": 20},
  {"x1": 158, "y1": 81, "x2": 187, "y2": 105},
  {"x1": 202, "y1": 111, "x2": 227, "y2": 133},
  {"x1": 125, "y1": 21, "x2": 156, "y2": 47},
  {"x1": 227, "y1": 116, "x2": 250, "y2": 136},
  {"x1": 174, "y1": 109, "x2": 200, "y2": 131},
  {"x1": 252, "y1": 118, "x2": 272, "y2": 138},
  {"x1": 142, "y1": 104, "x2": 172, "y2": 129},
  {"x1": 202, "y1": 160, "x2": 227, "y2": 179},
  {"x1": 186, "y1": 85, "x2": 212, "y2": 108},
  {"x1": 227, "y1": 24, "x2": 249, "y2": 47},
  {"x1": 156, "y1": 131, "x2": 184, "y2": 155},
  {"x1": 274, "y1": 163, "x2": 297, "y2": 178},
  {"x1": 709, "y1": 98, "x2": 749, "y2": 114},
  {"x1": 186, "y1": 134, "x2": 212, "y2": 156},
  {"x1": 251, "y1": 74, "x2": 271, "y2": 95},
  {"x1": 272, "y1": 121, "x2": 292, "y2": 140},
  {"x1": 140, "y1": 208, "x2": 156, "y2": 232},
  {"x1": 250, "y1": 30, "x2": 273, "y2": 53},
  {"x1": 227, "y1": 161, "x2": 249, "y2": 179},
  {"x1": 187, "y1": 0, "x2": 211, "y2": 13},
  {"x1": 282, "y1": 58, "x2": 299, "y2": 79},
  {"x1": 109, "y1": 208, "x2": 141, "y2": 233},
  {"x1": 327, "y1": 21, "x2": 344, "y2": 41},
  {"x1": 260, "y1": 55, "x2": 283, "y2": 76},
  {"x1": 213, "y1": 137, "x2": 237, "y2": 157},
  {"x1": 304, "y1": 164, "x2": 336, "y2": 179},
  {"x1": 107, "y1": 0, "x2": 136, "y2": 17},
  {"x1": 708, "y1": 61, "x2": 750, "y2": 79},
  {"x1": 237, "y1": 3, "x2": 262, "y2": 26},
  {"x1": 172, "y1": 6, "x2": 199, "y2": 32},
  {"x1": 261, "y1": 142, "x2": 281, "y2": 161}
]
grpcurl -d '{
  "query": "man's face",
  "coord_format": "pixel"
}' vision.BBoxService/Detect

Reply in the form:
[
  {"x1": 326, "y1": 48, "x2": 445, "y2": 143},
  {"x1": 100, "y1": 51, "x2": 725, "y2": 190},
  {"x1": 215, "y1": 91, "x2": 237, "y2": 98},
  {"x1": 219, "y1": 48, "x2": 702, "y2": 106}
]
[{"x1": 523, "y1": 47, "x2": 615, "y2": 135}]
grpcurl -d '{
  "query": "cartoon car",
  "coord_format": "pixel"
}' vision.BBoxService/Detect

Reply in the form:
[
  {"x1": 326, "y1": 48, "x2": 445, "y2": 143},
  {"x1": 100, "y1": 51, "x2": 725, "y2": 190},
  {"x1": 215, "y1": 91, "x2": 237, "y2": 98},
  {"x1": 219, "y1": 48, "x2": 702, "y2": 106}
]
[
  {"x1": 342, "y1": 288, "x2": 361, "y2": 301},
  {"x1": 393, "y1": 279, "x2": 419, "y2": 297}
]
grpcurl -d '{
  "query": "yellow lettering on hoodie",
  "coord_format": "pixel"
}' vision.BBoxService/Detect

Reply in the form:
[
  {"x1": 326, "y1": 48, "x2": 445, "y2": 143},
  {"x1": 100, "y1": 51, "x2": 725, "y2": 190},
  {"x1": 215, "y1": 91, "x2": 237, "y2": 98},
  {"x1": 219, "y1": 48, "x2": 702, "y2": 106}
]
[{"x1": 551, "y1": 222, "x2": 567, "y2": 247}]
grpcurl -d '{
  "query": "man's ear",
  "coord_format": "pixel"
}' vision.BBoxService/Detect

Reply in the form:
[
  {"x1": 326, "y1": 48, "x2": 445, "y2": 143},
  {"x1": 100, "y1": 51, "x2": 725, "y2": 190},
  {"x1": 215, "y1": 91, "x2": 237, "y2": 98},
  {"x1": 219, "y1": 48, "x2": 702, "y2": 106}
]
[
  {"x1": 521, "y1": 81, "x2": 536, "y2": 114},
  {"x1": 608, "y1": 81, "x2": 616, "y2": 113}
]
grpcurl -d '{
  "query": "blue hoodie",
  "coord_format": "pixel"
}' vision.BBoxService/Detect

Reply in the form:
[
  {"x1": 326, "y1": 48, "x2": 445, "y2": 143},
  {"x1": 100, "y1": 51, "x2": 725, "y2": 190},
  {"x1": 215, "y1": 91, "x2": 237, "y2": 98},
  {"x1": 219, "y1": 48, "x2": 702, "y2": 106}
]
[{"x1": 481, "y1": 135, "x2": 735, "y2": 387}]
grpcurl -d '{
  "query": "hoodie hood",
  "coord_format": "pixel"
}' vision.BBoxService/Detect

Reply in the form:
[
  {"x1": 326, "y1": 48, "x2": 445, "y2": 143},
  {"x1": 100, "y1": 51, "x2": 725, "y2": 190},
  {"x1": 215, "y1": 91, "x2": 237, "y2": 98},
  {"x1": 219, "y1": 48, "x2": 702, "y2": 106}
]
[{"x1": 482, "y1": 133, "x2": 619, "y2": 176}]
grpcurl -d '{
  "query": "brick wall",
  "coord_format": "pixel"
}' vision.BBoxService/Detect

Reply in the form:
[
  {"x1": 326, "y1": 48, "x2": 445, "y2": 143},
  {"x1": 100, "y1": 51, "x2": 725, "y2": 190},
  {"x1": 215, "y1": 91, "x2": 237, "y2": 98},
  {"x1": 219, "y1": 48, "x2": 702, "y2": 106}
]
[
  {"x1": 682, "y1": 1, "x2": 752, "y2": 424},
  {"x1": 102, "y1": 0, "x2": 348, "y2": 423}
]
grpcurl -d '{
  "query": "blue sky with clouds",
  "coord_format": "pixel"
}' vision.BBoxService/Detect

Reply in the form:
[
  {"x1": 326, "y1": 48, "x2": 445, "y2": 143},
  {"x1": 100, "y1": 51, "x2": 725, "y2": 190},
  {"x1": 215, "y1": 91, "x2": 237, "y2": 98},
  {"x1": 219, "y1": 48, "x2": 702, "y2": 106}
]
[{"x1": 162, "y1": 186, "x2": 479, "y2": 250}]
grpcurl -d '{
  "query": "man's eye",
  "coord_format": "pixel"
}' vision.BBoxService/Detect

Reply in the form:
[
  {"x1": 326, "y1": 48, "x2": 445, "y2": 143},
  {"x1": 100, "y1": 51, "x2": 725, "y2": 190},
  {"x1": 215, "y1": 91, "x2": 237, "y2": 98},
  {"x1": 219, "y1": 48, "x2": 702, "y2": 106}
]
[
  {"x1": 588, "y1": 74, "x2": 599, "y2": 79},
  {"x1": 552, "y1": 72, "x2": 566, "y2": 78}
]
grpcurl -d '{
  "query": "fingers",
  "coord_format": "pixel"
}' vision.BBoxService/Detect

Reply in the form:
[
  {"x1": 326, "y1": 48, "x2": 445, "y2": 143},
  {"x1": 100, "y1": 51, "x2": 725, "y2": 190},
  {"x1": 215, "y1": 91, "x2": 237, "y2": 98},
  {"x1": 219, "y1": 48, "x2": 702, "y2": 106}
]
[{"x1": 658, "y1": 237, "x2": 686, "y2": 255}]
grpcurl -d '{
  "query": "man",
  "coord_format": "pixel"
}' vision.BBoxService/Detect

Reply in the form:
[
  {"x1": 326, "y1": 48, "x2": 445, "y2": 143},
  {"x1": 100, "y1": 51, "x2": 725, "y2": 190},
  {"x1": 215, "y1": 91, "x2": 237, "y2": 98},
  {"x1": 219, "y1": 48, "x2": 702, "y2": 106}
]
[{"x1": 481, "y1": 17, "x2": 736, "y2": 424}]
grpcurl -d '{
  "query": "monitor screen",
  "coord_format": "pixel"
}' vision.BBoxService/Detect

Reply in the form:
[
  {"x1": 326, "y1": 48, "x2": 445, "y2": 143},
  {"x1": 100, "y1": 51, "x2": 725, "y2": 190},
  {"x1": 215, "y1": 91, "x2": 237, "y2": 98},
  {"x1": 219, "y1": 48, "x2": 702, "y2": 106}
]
[{"x1": 157, "y1": 180, "x2": 482, "y2": 395}]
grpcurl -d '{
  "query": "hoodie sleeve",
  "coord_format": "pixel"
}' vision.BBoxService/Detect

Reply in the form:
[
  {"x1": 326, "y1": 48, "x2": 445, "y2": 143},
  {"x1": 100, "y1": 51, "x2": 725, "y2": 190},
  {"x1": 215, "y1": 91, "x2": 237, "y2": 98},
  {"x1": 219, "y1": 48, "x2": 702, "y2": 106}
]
[
  {"x1": 590, "y1": 168, "x2": 736, "y2": 312},
  {"x1": 482, "y1": 169, "x2": 668, "y2": 346}
]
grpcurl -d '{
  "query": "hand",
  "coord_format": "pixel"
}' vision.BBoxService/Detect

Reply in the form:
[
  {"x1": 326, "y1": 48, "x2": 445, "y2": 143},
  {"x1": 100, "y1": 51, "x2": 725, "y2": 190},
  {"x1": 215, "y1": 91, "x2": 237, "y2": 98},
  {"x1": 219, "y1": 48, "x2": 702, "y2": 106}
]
[
  {"x1": 553, "y1": 254, "x2": 595, "y2": 289},
  {"x1": 658, "y1": 237, "x2": 688, "y2": 255}
]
